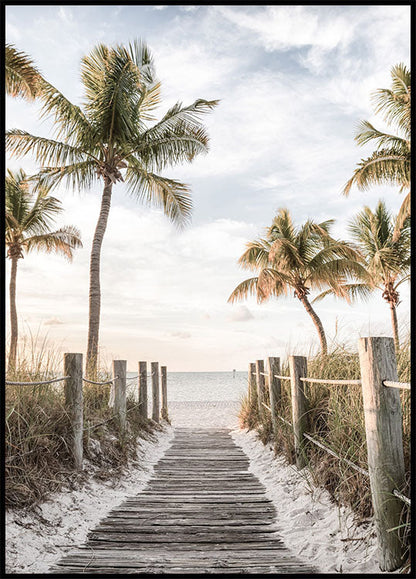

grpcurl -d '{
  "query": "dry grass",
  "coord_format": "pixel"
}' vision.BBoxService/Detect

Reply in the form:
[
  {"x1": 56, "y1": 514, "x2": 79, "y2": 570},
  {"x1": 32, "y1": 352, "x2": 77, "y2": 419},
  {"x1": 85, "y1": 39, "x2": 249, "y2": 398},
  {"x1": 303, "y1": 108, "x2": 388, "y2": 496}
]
[
  {"x1": 239, "y1": 335, "x2": 411, "y2": 528},
  {"x1": 6, "y1": 337, "x2": 160, "y2": 510}
]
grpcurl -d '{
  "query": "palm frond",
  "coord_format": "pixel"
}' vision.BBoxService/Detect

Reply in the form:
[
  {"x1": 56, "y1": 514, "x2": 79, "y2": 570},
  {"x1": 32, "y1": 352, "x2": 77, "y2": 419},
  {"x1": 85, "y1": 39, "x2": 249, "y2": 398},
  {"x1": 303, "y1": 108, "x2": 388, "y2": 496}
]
[
  {"x1": 5, "y1": 43, "x2": 42, "y2": 100},
  {"x1": 38, "y1": 80, "x2": 96, "y2": 146},
  {"x1": 24, "y1": 226, "x2": 83, "y2": 261},
  {"x1": 342, "y1": 149, "x2": 410, "y2": 196},
  {"x1": 6, "y1": 129, "x2": 91, "y2": 167},
  {"x1": 125, "y1": 158, "x2": 192, "y2": 228},
  {"x1": 228, "y1": 277, "x2": 259, "y2": 304},
  {"x1": 354, "y1": 120, "x2": 409, "y2": 151},
  {"x1": 238, "y1": 239, "x2": 271, "y2": 271}
]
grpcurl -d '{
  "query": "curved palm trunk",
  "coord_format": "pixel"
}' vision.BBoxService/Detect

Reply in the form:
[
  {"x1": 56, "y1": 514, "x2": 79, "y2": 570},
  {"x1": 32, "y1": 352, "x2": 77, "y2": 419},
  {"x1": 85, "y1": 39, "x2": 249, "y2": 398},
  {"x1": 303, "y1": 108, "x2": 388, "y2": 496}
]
[
  {"x1": 298, "y1": 294, "x2": 328, "y2": 356},
  {"x1": 389, "y1": 302, "x2": 400, "y2": 354},
  {"x1": 86, "y1": 177, "x2": 113, "y2": 378},
  {"x1": 8, "y1": 256, "x2": 19, "y2": 370}
]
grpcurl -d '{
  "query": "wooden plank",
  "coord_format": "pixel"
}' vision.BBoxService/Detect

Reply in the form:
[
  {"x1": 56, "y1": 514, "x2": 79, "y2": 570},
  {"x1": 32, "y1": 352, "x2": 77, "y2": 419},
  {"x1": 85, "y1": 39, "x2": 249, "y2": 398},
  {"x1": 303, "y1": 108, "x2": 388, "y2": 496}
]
[{"x1": 51, "y1": 427, "x2": 316, "y2": 575}]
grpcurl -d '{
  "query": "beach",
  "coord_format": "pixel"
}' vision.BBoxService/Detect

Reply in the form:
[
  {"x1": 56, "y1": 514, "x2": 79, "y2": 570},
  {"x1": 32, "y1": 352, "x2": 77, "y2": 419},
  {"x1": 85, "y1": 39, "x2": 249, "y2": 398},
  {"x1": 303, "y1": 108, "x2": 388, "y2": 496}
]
[{"x1": 6, "y1": 398, "x2": 381, "y2": 574}]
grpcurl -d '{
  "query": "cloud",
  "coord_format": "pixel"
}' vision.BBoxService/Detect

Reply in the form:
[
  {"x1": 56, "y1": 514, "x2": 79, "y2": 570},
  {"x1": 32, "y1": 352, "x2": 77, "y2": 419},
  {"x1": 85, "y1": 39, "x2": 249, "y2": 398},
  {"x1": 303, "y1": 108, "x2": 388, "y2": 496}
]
[
  {"x1": 227, "y1": 305, "x2": 254, "y2": 322},
  {"x1": 44, "y1": 317, "x2": 64, "y2": 326}
]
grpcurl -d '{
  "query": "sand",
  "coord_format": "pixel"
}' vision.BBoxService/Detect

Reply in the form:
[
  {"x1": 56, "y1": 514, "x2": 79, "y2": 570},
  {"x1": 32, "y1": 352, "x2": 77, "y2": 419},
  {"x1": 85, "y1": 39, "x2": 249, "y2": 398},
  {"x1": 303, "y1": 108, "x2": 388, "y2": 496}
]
[{"x1": 6, "y1": 400, "x2": 384, "y2": 574}]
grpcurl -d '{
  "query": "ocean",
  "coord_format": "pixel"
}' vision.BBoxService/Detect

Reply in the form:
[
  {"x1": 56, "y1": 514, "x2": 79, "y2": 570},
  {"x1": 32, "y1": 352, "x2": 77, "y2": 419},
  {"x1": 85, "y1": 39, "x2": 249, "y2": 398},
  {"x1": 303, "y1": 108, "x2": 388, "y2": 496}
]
[{"x1": 126, "y1": 371, "x2": 248, "y2": 402}]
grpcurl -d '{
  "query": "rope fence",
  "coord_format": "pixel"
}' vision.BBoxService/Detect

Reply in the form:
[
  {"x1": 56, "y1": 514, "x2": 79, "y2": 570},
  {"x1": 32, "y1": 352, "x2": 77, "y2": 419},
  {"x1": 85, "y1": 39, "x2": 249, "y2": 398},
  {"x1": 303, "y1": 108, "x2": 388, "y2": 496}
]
[
  {"x1": 82, "y1": 376, "x2": 118, "y2": 385},
  {"x1": 6, "y1": 376, "x2": 70, "y2": 386},
  {"x1": 300, "y1": 377, "x2": 362, "y2": 386},
  {"x1": 248, "y1": 338, "x2": 410, "y2": 571},
  {"x1": 383, "y1": 380, "x2": 410, "y2": 391}
]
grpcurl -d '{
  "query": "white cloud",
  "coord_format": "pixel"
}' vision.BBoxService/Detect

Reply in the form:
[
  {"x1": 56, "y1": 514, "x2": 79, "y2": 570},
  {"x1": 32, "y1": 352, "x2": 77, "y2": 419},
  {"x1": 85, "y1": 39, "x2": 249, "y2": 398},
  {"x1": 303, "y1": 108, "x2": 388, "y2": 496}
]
[{"x1": 227, "y1": 305, "x2": 254, "y2": 322}]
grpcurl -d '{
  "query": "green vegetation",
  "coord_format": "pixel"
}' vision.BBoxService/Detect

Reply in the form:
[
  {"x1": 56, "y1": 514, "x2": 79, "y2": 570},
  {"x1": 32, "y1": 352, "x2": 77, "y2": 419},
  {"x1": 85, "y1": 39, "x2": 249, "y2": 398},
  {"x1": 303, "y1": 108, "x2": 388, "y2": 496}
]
[
  {"x1": 5, "y1": 43, "x2": 43, "y2": 100},
  {"x1": 6, "y1": 39, "x2": 218, "y2": 378},
  {"x1": 5, "y1": 169, "x2": 82, "y2": 369},
  {"x1": 343, "y1": 63, "x2": 411, "y2": 237},
  {"x1": 228, "y1": 208, "x2": 365, "y2": 356},
  {"x1": 239, "y1": 333, "x2": 410, "y2": 527},
  {"x1": 6, "y1": 337, "x2": 159, "y2": 509}
]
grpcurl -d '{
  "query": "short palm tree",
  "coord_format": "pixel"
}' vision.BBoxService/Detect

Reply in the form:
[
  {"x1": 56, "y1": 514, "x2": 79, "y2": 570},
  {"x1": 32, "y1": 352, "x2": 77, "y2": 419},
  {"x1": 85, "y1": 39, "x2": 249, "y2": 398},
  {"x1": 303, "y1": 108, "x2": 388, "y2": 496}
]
[
  {"x1": 6, "y1": 40, "x2": 218, "y2": 377},
  {"x1": 228, "y1": 209, "x2": 365, "y2": 356},
  {"x1": 5, "y1": 43, "x2": 42, "y2": 100},
  {"x1": 342, "y1": 63, "x2": 411, "y2": 237},
  {"x1": 315, "y1": 201, "x2": 410, "y2": 353},
  {"x1": 6, "y1": 169, "x2": 82, "y2": 369}
]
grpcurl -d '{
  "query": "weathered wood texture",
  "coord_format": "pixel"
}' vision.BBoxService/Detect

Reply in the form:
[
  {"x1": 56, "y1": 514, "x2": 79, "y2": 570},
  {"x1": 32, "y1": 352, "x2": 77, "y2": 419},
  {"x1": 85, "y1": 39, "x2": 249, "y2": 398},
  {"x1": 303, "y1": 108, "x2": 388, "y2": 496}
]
[
  {"x1": 255, "y1": 359, "x2": 267, "y2": 414},
  {"x1": 289, "y1": 356, "x2": 309, "y2": 469},
  {"x1": 248, "y1": 362, "x2": 257, "y2": 405},
  {"x1": 63, "y1": 353, "x2": 83, "y2": 469},
  {"x1": 151, "y1": 361, "x2": 160, "y2": 423},
  {"x1": 138, "y1": 361, "x2": 148, "y2": 419},
  {"x1": 358, "y1": 337, "x2": 406, "y2": 572},
  {"x1": 109, "y1": 359, "x2": 127, "y2": 429},
  {"x1": 266, "y1": 357, "x2": 281, "y2": 437},
  {"x1": 51, "y1": 428, "x2": 315, "y2": 574},
  {"x1": 161, "y1": 365, "x2": 168, "y2": 420}
]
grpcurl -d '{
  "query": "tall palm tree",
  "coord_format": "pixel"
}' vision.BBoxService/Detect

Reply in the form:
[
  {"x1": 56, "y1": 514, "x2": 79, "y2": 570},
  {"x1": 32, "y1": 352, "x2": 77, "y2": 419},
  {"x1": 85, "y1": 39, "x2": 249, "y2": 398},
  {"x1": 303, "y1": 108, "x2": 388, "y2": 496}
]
[
  {"x1": 5, "y1": 169, "x2": 82, "y2": 370},
  {"x1": 6, "y1": 40, "x2": 218, "y2": 377},
  {"x1": 228, "y1": 209, "x2": 365, "y2": 356},
  {"x1": 342, "y1": 63, "x2": 411, "y2": 238},
  {"x1": 5, "y1": 43, "x2": 43, "y2": 100}
]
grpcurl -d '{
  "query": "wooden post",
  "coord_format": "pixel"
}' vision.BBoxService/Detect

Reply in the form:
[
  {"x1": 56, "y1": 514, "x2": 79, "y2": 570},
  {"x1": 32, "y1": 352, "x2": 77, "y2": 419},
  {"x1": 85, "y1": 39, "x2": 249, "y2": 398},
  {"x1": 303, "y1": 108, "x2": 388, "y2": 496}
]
[
  {"x1": 289, "y1": 355, "x2": 309, "y2": 469},
  {"x1": 255, "y1": 360, "x2": 266, "y2": 415},
  {"x1": 248, "y1": 362, "x2": 257, "y2": 407},
  {"x1": 358, "y1": 337, "x2": 406, "y2": 572},
  {"x1": 151, "y1": 361, "x2": 160, "y2": 423},
  {"x1": 64, "y1": 353, "x2": 83, "y2": 470},
  {"x1": 267, "y1": 357, "x2": 281, "y2": 437},
  {"x1": 161, "y1": 365, "x2": 168, "y2": 420},
  {"x1": 138, "y1": 361, "x2": 148, "y2": 419},
  {"x1": 109, "y1": 360, "x2": 127, "y2": 430}
]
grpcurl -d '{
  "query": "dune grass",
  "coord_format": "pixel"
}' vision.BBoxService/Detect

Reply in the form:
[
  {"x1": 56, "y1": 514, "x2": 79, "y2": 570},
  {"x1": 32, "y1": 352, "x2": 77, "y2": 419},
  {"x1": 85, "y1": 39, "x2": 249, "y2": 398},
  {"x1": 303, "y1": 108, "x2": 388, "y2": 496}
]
[
  {"x1": 239, "y1": 335, "x2": 410, "y2": 549},
  {"x1": 5, "y1": 336, "x2": 159, "y2": 510}
]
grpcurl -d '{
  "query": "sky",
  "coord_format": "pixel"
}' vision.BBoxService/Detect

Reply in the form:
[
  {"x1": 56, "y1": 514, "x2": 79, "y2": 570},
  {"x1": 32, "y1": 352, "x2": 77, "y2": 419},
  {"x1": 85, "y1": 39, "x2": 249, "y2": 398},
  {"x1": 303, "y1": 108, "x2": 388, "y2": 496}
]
[{"x1": 5, "y1": 4, "x2": 411, "y2": 371}]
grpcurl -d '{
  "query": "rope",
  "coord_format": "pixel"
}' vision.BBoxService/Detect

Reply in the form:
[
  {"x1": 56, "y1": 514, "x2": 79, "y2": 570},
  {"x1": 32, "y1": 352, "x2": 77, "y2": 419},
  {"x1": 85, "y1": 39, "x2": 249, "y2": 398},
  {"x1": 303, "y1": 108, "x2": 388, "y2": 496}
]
[
  {"x1": 274, "y1": 375, "x2": 291, "y2": 380},
  {"x1": 82, "y1": 376, "x2": 118, "y2": 385},
  {"x1": 303, "y1": 433, "x2": 369, "y2": 477},
  {"x1": 300, "y1": 377, "x2": 362, "y2": 386},
  {"x1": 383, "y1": 380, "x2": 410, "y2": 391},
  {"x1": 6, "y1": 376, "x2": 70, "y2": 386},
  {"x1": 259, "y1": 371, "x2": 269, "y2": 376},
  {"x1": 262, "y1": 402, "x2": 292, "y2": 426},
  {"x1": 277, "y1": 414, "x2": 292, "y2": 427},
  {"x1": 126, "y1": 374, "x2": 140, "y2": 381},
  {"x1": 393, "y1": 489, "x2": 411, "y2": 506}
]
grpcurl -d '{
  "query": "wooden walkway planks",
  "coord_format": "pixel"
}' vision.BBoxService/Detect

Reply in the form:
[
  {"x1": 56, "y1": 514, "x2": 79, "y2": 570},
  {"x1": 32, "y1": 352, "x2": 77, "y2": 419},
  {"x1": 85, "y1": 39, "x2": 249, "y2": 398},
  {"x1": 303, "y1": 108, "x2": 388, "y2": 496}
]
[{"x1": 51, "y1": 427, "x2": 316, "y2": 574}]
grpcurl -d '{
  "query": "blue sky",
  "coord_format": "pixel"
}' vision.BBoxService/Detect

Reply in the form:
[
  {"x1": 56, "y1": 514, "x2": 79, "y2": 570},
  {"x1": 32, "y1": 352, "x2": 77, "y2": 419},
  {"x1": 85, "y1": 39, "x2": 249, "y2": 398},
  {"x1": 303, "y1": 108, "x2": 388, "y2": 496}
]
[{"x1": 5, "y1": 5, "x2": 410, "y2": 371}]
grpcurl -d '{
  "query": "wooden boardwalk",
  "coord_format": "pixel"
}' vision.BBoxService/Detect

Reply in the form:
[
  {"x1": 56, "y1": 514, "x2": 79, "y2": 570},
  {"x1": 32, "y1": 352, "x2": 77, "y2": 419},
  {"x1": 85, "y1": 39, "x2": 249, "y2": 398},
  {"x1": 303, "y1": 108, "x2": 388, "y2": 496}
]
[{"x1": 52, "y1": 428, "x2": 315, "y2": 574}]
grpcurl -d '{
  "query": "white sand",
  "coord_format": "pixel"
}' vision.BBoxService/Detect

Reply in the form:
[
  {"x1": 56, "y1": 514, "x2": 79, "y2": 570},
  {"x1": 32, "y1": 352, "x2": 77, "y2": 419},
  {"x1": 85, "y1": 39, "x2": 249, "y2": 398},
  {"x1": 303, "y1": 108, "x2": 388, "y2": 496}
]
[{"x1": 6, "y1": 401, "x2": 386, "y2": 574}]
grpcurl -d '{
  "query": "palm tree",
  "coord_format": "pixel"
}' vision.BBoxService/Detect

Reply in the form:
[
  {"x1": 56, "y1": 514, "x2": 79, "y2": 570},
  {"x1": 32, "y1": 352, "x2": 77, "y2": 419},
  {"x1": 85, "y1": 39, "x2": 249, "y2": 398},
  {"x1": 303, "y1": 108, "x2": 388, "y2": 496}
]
[
  {"x1": 5, "y1": 43, "x2": 42, "y2": 100},
  {"x1": 342, "y1": 63, "x2": 411, "y2": 238},
  {"x1": 315, "y1": 201, "x2": 410, "y2": 353},
  {"x1": 6, "y1": 169, "x2": 82, "y2": 370},
  {"x1": 228, "y1": 209, "x2": 365, "y2": 356},
  {"x1": 6, "y1": 40, "x2": 218, "y2": 377}
]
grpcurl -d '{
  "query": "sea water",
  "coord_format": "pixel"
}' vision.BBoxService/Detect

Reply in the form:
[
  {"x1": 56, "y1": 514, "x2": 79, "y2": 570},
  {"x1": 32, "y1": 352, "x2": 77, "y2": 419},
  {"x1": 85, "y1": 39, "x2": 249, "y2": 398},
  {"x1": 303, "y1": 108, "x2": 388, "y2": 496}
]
[{"x1": 126, "y1": 371, "x2": 248, "y2": 402}]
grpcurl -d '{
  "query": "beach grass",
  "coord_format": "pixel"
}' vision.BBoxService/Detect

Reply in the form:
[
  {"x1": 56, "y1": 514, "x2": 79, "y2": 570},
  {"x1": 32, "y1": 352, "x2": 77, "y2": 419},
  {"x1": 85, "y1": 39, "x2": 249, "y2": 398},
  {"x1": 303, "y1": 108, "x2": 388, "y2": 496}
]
[
  {"x1": 5, "y1": 336, "x2": 158, "y2": 510},
  {"x1": 239, "y1": 335, "x2": 410, "y2": 526}
]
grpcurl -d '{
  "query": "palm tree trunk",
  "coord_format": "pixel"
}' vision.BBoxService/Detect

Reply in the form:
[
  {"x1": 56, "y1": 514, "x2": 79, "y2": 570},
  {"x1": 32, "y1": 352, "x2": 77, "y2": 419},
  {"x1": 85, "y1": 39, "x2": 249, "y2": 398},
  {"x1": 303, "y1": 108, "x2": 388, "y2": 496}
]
[
  {"x1": 86, "y1": 177, "x2": 113, "y2": 378},
  {"x1": 389, "y1": 302, "x2": 400, "y2": 354},
  {"x1": 298, "y1": 294, "x2": 328, "y2": 356},
  {"x1": 8, "y1": 256, "x2": 19, "y2": 370}
]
